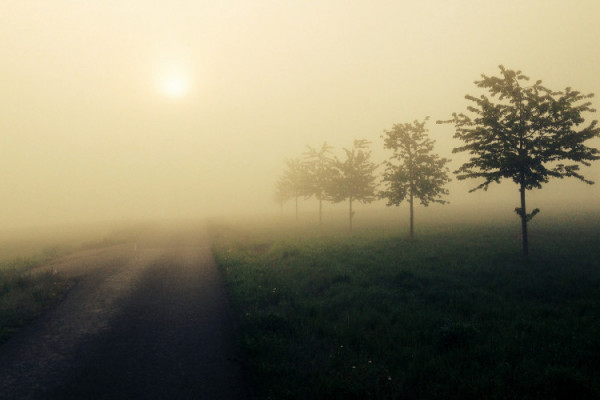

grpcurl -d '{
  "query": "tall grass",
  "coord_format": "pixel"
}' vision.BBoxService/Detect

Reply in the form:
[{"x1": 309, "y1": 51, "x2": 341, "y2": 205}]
[{"x1": 210, "y1": 216, "x2": 600, "y2": 399}]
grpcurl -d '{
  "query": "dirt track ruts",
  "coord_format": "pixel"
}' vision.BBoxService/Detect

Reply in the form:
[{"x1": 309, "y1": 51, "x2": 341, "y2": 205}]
[{"x1": 0, "y1": 224, "x2": 250, "y2": 399}]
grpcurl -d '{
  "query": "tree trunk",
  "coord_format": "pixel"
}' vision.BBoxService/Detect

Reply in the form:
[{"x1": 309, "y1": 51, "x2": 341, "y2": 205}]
[
  {"x1": 517, "y1": 90, "x2": 528, "y2": 257},
  {"x1": 409, "y1": 191, "x2": 414, "y2": 239},
  {"x1": 349, "y1": 196, "x2": 353, "y2": 232},
  {"x1": 319, "y1": 197, "x2": 322, "y2": 226},
  {"x1": 295, "y1": 196, "x2": 298, "y2": 222},
  {"x1": 520, "y1": 183, "x2": 529, "y2": 257}
]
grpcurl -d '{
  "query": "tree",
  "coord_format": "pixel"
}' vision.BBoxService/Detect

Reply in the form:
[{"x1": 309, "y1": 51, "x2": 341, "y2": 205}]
[
  {"x1": 275, "y1": 158, "x2": 306, "y2": 221},
  {"x1": 439, "y1": 65, "x2": 600, "y2": 256},
  {"x1": 273, "y1": 180, "x2": 287, "y2": 215},
  {"x1": 303, "y1": 142, "x2": 335, "y2": 225},
  {"x1": 330, "y1": 139, "x2": 378, "y2": 231},
  {"x1": 380, "y1": 117, "x2": 451, "y2": 239}
]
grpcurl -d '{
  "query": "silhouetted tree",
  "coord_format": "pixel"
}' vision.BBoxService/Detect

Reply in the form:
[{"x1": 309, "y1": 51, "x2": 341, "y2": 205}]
[
  {"x1": 439, "y1": 65, "x2": 600, "y2": 256},
  {"x1": 381, "y1": 117, "x2": 451, "y2": 239},
  {"x1": 275, "y1": 158, "x2": 306, "y2": 221},
  {"x1": 330, "y1": 139, "x2": 378, "y2": 231},
  {"x1": 273, "y1": 180, "x2": 287, "y2": 215},
  {"x1": 303, "y1": 142, "x2": 335, "y2": 225}
]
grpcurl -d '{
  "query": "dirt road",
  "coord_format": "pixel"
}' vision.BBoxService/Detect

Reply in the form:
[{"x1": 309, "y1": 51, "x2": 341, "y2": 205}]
[{"x1": 0, "y1": 224, "x2": 250, "y2": 399}]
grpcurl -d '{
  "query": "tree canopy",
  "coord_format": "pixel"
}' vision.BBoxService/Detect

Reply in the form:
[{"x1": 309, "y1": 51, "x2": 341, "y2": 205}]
[
  {"x1": 274, "y1": 158, "x2": 307, "y2": 220},
  {"x1": 380, "y1": 117, "x2": 450, "y2": 238},
  {"x1": 303, "y1": 142, "x2": 335, "y2": 225},
  {"x1": 439, "y1": 65, "x2": 600, "y2": 255},
  {"x1": 330, "y1": 139, "x2": 378, "y2": 230}
]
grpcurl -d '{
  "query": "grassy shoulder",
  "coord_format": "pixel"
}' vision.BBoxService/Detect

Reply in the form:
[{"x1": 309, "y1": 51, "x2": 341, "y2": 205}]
[
  {"x1": 210, "y1": 217, "x2": 600, "y2": 399},
  {"x1": 0, "y1": 253, "x2": 72, "y2": 344},
  {"x1": 0, "y1": 223, "x2": 144, "y2": 346}
]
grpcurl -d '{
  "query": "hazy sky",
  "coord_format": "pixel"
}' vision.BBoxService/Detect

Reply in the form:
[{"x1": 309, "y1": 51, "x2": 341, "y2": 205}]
[{"x1": 1, "y1": 0, "x2": 599, "y2": 228}]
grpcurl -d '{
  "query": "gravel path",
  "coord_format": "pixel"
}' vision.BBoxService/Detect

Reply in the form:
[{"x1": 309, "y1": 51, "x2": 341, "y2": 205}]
[{"x1": 0, "y1": 224, "x2": 250, "y2": 399}]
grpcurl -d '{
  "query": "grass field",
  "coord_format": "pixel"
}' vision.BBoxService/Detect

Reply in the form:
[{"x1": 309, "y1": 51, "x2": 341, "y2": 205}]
[{"x1": 210, "y1": 213, "x2": 600, "y2": 399}]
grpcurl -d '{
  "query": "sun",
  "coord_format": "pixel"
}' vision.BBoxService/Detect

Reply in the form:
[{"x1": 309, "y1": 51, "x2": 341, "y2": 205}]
[
  {"x1": 153, "y1": 53, "x2": 193, "y2": 99},
  {"x1": 163, "y1": 76, "x2": 188, "y2": 98},
  {"x1": 161, "y1": 74, "x2": 189, "y2": 98},
  {"x1": 155, "y1": 61, "x2": 191, "y2": 99}
]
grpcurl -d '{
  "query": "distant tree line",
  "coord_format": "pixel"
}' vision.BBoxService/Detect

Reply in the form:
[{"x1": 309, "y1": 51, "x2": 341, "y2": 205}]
[
  {"x1": 275, "y1": 121, "x2": 450, "y2": 236},
  {"x1": 274, "y1": 66, "x2": 600, "y2": 256},
  {"x1": 274, "y1": 140, "x2": 379, "y2": 231}
]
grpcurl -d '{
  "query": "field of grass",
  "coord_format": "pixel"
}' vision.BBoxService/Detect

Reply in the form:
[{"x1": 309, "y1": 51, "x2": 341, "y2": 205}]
[{"x1": 210, "y1": 214, "x2": 600, "y2": 399}]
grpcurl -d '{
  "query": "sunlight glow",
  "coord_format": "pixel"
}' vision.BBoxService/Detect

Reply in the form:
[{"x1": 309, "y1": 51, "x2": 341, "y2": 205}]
[
  {"x1": 161, "y1": 74, "x2": 189, "y2": 98},
  {"x1": 155, "y1": 57, "x2": 192, "y2": 98}
]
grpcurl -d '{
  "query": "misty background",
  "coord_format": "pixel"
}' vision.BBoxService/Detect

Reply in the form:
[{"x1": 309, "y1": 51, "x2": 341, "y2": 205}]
[{"x1": 1, "y1": 0, "x2": 599, "y2": 230}]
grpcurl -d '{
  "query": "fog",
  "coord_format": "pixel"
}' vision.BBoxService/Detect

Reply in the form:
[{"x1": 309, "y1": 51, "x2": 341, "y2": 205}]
[{"x1": 2, "y1": 1, "x2": 599, "y2": 230}]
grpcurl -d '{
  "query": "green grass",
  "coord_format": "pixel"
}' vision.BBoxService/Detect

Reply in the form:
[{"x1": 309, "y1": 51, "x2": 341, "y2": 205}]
[
  {"x1": 0, "y1": 253, "x2": 72, "y2": 344},
  {"x1": 0, "y1": 223, "x2": 143, "y2": 345},
  {"x1": 210, "y1": 216, "x2": 600, "y2": 399}
]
